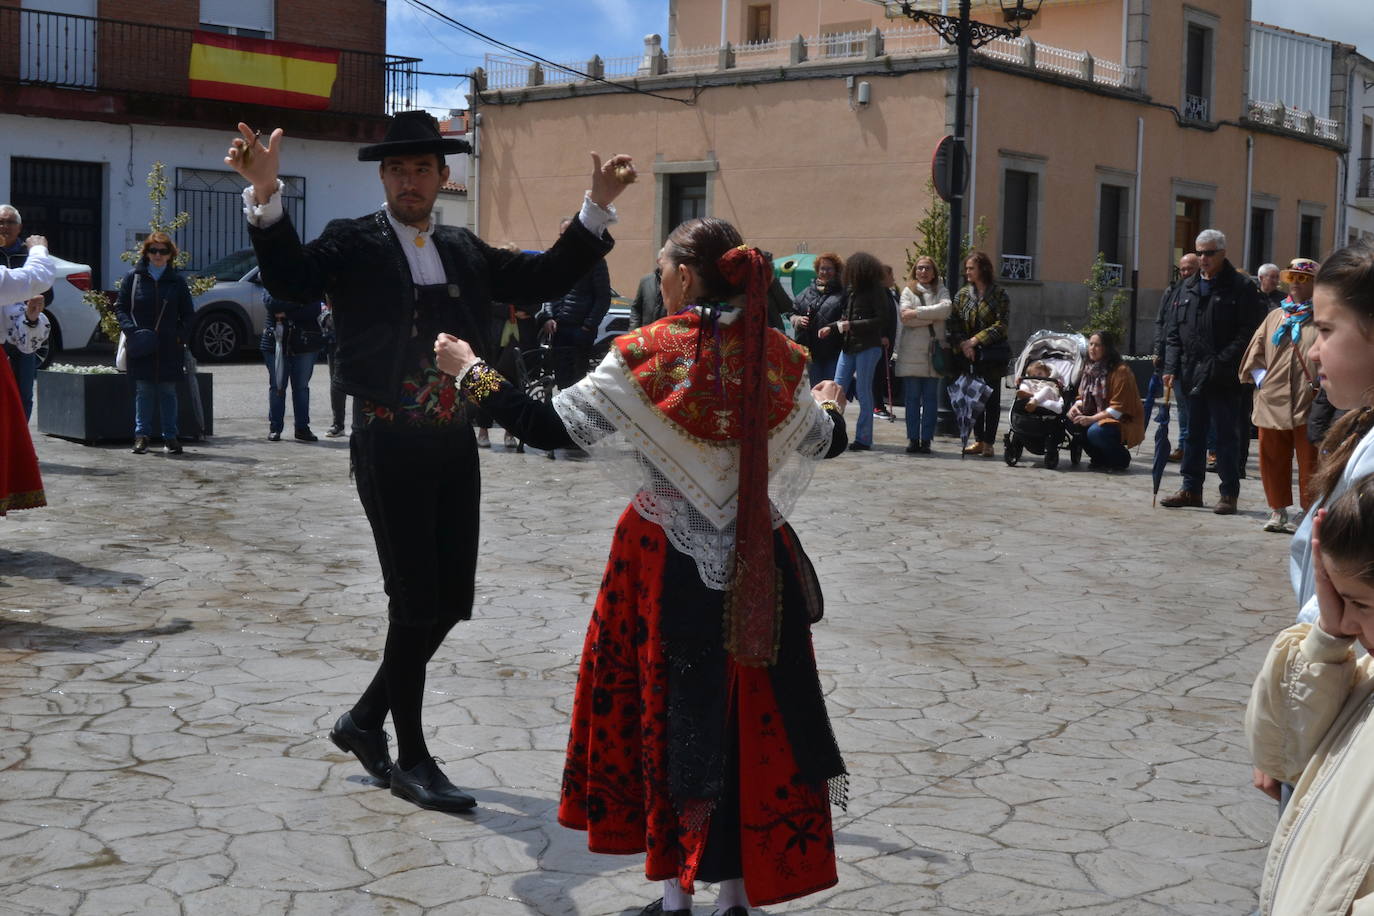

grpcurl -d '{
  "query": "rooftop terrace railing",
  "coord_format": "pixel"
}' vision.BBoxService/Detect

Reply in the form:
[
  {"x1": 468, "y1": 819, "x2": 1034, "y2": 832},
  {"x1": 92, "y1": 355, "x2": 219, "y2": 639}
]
[{"x1": 484, "y1": 25, "x2": 1132, "y2": 93}]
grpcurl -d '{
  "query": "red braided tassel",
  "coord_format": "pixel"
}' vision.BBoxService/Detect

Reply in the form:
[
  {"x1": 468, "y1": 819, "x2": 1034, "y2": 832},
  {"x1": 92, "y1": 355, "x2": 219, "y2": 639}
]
[{"x1": 717, "y1": 246, "x2": 779, "y2": 666}]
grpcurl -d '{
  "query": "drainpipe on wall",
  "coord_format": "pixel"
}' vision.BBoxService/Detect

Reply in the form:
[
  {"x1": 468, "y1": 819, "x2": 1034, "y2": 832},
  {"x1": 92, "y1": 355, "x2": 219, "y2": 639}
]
[
  {"x1": 969, "y1": 88, "x2": 980, "y2": 236},
  {"x1": 1242, "y1": 135, "x2": 1254, "y2": 271},
  {"x1": 1121, "y1": 0, "x2": 1128, "y2": 77},
  {"x1": 721, "y1": 0, "x2": 728, "y2": 46},
  {"x1": 469, "y1": 85, "x2": 481, "y2": 235},
  {"x1": 1130, "y1": 116, "x2": 1142, "y2": 354}
]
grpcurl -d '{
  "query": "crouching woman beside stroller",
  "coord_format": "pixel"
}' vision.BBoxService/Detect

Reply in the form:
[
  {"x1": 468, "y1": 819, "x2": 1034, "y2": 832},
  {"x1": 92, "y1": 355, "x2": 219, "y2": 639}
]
[{"x1": 1067, "y1": 331, "x2": 1144, "y2": 471}]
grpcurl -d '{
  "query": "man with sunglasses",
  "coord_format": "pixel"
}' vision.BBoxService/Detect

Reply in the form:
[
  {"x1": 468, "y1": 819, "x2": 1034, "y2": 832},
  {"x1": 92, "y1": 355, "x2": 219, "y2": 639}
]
[{"x1": 1162, "y1": 229, "x2": 1266, "y2": 514}]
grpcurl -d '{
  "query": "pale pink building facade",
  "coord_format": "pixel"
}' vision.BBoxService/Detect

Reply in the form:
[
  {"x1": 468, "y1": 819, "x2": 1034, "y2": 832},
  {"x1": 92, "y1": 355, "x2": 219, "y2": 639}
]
[{"x1": 473, "y1": 0, "x2": 1340, "y2": 349}]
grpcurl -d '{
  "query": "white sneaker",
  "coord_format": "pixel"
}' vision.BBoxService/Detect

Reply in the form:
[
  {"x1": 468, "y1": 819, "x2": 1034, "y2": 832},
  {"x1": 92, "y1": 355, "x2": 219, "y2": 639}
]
[{"x1": 1262, "y1": 508, "x2": 1289, "y2": 533}]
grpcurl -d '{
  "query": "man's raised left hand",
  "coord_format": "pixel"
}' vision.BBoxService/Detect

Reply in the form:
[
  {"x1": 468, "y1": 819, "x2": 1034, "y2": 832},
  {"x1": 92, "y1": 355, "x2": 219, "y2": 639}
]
[{"x1": 588, "y1": 152, "x2": 636, "y2": 210}]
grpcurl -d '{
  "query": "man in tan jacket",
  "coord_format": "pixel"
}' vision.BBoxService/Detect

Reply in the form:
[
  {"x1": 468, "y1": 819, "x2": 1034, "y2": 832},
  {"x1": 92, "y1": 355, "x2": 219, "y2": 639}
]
[{"x1": 1239, "y1": 258, "x2": 1320, "y2": 533}]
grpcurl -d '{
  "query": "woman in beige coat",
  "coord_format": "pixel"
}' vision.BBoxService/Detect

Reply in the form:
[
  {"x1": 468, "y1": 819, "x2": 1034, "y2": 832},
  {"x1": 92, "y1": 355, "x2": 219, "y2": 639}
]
[
  {"x1": 893, "y1": 256, "x2": 951, "y2": 454},
  {"x1": 1240, "y1": 258, "x2": 1321, "y2": 534}
]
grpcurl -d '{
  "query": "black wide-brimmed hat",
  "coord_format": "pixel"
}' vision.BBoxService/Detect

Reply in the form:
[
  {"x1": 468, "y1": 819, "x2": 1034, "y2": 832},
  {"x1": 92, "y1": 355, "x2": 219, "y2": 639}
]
[{"x1": 358, "y1": 110, "x2": 471, "y2": 162}]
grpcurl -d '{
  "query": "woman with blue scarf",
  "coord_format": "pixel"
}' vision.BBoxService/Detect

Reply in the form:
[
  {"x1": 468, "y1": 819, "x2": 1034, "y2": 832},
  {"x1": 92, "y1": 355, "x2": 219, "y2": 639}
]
[
  {"x1": 115, "y1": 232, "x2": 195, "y2": 455},
  {"x1": 1240, "y1": 257, "x2": 1321, "y2": 533}
]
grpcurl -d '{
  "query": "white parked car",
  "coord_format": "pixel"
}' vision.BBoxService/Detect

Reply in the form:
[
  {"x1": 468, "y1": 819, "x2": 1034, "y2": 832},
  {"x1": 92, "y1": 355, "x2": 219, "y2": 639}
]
[
  {"x1": 189, "y1": 248, "x2": 268, "y2": 362},
  {"x1": 35, "y1": 254, "x2": 98, "y2": 369}
]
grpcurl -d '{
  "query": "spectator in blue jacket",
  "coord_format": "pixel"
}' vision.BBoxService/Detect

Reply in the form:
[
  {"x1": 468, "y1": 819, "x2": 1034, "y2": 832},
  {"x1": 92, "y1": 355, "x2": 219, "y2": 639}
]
[
  {"x1": 540, "y1": 217, "x2": 612, "y2": 388},
  {"x1": 260, "y1": 291, "x2": 325, "y2": 442}
]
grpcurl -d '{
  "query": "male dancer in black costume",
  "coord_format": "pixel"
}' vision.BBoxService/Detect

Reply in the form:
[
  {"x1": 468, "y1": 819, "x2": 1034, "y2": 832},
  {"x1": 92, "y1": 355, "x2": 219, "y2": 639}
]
[{"x1": 226, "y1": 111, "x2": 634, "y2": 812}]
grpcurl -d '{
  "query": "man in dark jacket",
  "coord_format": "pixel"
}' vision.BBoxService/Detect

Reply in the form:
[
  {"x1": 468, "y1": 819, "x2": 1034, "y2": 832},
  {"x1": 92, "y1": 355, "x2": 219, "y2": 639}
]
[
  {"x1": 1153, "y1": 252, "x2": 1198, "y2": 461},
  {"x1": 629, "y1": 267, "x2": 664, "y2": 329},
  {"x1": 1161, "y1": 229, "x2": 1265, "y2": 515},
  {"x1": 227, "y1": 112, "x2": 633, "y2": 813},
  {"x1": 541, "y1": 217, "x2": 612, "y2": 388}
]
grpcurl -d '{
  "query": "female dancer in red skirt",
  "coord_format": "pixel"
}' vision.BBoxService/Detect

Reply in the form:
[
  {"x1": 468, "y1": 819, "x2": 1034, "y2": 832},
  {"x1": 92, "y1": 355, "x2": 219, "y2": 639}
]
[
  {"x1": 2, "y1": 235, "x2": 54, "y2": 516},
  {"x1": 435, "y1": 217, "x2": 849, "y2": 915}
]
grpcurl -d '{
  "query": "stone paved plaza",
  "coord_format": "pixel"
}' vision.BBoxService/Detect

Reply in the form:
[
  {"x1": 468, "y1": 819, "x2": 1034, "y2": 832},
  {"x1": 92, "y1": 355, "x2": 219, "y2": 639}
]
[{"x1": 0, "y1": 363, "x2": 1295, "y2": 915}]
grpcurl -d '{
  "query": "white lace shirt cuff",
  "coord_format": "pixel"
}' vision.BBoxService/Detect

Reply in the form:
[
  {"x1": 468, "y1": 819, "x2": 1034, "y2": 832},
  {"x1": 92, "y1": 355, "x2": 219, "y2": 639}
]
[
  {"x1": 243, "y1": 179, "x2": 287, "y2": 228},
  {"x1": 579, "y1": 193, "x2": 617, "y2": 238}
]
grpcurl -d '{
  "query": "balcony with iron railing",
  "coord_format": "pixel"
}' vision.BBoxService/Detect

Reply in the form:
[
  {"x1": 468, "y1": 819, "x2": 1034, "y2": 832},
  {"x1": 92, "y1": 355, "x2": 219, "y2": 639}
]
[
  {"x1": 1183, "y1": 93, "x2": 1210, "y2": 122},
  {"x1": 1358, "y1": 158, "x2": 1374, "y2": 200},
  {"x1": 0, "y1": 7, "x2": 419, "y2": 119},
  {"x1": 1000, "y1": 254, "x2": 1034, "y2": 282}
]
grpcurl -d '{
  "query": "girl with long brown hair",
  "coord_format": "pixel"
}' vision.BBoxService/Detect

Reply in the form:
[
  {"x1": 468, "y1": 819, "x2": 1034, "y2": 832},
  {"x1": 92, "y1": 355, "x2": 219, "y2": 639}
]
[
  {"x1": 435, "y1": 217, "x2": 850, "y2": 916},
  {"x1": 1287, "y1": 241, "x2": 1374, "y2": 623}
]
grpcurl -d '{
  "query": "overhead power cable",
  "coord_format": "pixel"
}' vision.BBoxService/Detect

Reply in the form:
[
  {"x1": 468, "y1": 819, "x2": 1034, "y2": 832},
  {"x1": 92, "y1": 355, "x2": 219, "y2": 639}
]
[{"x1": 400, "y1": 0, "x2": 694, "y2": 105}]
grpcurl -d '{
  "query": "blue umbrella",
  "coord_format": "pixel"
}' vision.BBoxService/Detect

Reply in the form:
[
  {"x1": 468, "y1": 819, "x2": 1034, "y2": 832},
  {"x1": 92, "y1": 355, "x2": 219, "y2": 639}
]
[
  {"x1": 947, "y1": 370, "x2": 993, "y2": 459},
  {"x1": 1151, "y1": 385, "x2": 1174, "y2": 506},
  {"x1": 1141, "y1": 372, "x2": 1164, "y2": 437},
  {"x1": 273, "y1": 319, "x2": 287, "y2": 396}
]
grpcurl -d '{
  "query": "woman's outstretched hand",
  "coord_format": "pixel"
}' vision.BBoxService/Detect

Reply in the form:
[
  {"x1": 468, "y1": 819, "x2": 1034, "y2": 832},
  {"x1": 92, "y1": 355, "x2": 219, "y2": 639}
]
[
  {"x1": 812, "y1": 380, "x2": 845, "y2": 412},
  {"x1": 434, "y1": 332, "x2": 478, "y2": 376}
]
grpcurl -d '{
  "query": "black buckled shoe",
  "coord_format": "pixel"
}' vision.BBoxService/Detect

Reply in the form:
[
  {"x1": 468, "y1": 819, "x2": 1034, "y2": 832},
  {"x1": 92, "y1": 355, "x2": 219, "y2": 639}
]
[
  {"x1": 390, "y1": 757, "x2": 476, "y2": 813},
  {"x1": 639, "y1": 899, "x2": 691, "y2": 916},
  {"x1": 329, "y1": 712, "x2": 393, "y2": 786}
]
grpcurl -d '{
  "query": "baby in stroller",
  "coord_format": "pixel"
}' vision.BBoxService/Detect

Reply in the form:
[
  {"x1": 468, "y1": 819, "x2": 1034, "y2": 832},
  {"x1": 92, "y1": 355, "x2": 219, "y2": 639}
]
[
  {"x1": 1004, "y1": 331, "x2": 1087, "y2": 470},
  {"x1": 1015, "y1": 362, "x2": 1065, "y2": 414}
]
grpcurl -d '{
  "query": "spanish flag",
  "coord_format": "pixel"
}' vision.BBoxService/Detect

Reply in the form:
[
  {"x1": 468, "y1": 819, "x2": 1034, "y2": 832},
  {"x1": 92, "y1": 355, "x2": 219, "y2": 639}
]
[{"x1": 189, "y1": 31, "x2": 339, "y2": 111}]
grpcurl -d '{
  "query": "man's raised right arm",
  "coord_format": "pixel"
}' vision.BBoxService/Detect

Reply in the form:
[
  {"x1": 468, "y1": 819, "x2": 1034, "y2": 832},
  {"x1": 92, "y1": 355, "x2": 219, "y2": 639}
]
[{"x1": 225, "y1": 122, "x2": 332, "y2": 304}]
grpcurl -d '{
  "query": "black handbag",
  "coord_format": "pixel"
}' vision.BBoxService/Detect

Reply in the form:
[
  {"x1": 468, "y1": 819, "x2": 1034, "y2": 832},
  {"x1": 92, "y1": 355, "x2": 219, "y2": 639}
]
[
  {"x1": 927, "y1": 325, "x2": 951, "y2": 376},
  {"x1": 976, "y1": 339, "x2": 1013, "y2": 367}
]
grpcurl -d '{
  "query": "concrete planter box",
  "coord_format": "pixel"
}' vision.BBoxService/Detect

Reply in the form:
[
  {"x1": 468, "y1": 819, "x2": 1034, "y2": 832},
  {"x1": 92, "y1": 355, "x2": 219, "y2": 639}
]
[{"x1": 36, "y1": 370, "x2": 213, "y2": 444}]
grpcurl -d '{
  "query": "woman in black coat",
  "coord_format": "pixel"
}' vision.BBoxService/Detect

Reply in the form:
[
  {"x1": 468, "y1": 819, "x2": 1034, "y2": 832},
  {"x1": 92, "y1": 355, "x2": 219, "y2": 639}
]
[
  {"x1": 115, "y1": 232, "x2": 195, "y2": 454},
  {"x1": 790, "y1": 252, "x2": 846, "y2": 386}
]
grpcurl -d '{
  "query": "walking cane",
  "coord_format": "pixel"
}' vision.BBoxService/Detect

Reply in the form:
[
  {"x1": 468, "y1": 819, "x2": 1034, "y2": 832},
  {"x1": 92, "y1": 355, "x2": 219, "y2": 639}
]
[{"x1": 884, "y1": 349, "x2": 896, "y2": 422}]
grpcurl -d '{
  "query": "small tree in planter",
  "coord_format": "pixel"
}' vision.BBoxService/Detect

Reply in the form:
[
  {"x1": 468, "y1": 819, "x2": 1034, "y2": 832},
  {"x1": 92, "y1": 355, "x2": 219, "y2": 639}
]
[
  {"x1": 81, "y1": 161, "x2": 217, "y2": 344},
  {"x1": 905, "y1": 178, "x2": 988, "y2": 279},
  {"x1": 1079, "y1": 251, "x2": 1128, "y2": 342}
]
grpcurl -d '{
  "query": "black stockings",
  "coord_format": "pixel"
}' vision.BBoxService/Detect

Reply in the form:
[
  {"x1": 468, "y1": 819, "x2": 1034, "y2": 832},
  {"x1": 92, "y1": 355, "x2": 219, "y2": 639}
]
[{"x1": 350, "y1": 619, "x2": 456, "y2": 770}]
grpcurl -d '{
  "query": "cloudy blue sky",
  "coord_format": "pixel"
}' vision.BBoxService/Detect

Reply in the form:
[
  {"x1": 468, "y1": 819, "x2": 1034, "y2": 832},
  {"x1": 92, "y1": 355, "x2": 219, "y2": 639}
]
[
  {"x1": 1251, "y1": 0, "x2": 1372, "y2": 54},
  {"x1": 387, "y1": 1, "x2": 1374, "y2": 115},
  {"x1": 387, "y1": 1, "x2": 668, "y2": 114}
]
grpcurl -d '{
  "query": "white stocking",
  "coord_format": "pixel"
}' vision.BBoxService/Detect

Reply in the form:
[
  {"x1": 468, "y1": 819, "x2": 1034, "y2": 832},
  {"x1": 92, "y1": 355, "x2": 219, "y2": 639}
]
[
  {"x1": 715, "y1": 877, "x2": 749, "y2": 910},
  {"x1": 662, "y1": 878, "x2": 693, "y2": 911}
]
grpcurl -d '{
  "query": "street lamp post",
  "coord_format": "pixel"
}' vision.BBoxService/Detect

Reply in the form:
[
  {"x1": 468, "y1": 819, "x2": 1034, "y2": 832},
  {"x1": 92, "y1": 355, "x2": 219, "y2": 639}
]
[{"x1": 879, "y1": 0, "x2": 1043, "y2": 287}]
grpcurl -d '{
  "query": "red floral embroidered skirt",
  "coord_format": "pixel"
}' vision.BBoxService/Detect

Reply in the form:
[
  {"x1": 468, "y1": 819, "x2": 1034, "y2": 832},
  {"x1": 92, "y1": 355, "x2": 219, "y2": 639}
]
[
  {"x1": 558, "y1": 506, "x2": 840, "y2": 906},
  {"x1": 0, "y1": 362, "x2": 44, "y2": 516}
]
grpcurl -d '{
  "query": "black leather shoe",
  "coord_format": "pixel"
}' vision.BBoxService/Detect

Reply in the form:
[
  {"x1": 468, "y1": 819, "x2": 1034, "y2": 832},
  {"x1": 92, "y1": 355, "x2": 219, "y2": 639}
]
[
  {"x1": 329, "y1": 712, "x2": 393, "y2": 785},
  {"x1": 163, "y1": 438, "x2": 183, "y2": 455},
  {"x1": 132, "y1": 436, "x2": 149, "y2": 455},
  {"x1": 295, "y1": 427, "x2": 318, "y2": 442},
  {"x1": 390, "y1": 757, "x2": 476, "y2": 812},
  {"x1": 639, "y1": 899, "x2": 691, "y2": 916},
  {"x1": 268, "y1": 431, "x2": 282, "y2": 441},
  {"x1": 848, "y1": 441, "x2": 871, "y2": 451}
]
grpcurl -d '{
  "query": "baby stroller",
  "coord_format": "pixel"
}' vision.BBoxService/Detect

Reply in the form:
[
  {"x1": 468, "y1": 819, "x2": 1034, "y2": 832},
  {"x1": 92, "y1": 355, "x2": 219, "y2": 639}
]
[{"x1": 1003, "y1": 330, "x2": 1087, "y2": 470}]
